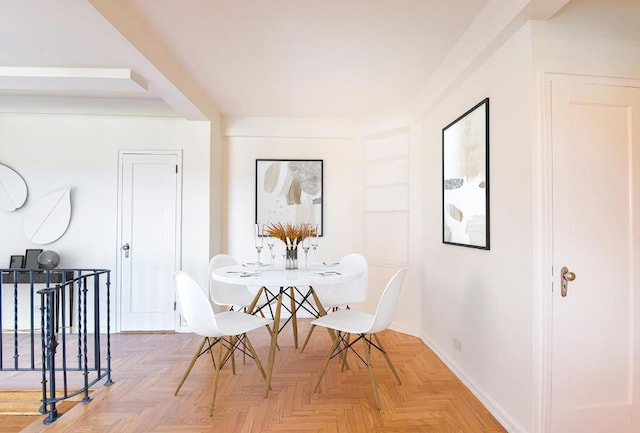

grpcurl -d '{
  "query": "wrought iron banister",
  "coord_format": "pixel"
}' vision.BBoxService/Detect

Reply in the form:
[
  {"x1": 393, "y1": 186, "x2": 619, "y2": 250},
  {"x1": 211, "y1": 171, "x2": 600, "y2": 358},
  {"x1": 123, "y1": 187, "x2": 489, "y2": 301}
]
[{"x1": 0, "y1": 268, "x2": 113, "y2": 424}]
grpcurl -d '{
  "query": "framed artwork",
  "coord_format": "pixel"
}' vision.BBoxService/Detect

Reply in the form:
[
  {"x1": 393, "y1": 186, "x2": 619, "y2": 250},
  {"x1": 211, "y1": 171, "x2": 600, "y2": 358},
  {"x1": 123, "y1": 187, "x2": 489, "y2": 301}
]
[
  {"x1": 442, "y1": 98, "x2": 490, "y2": 249},
  {"x1": 9, "y1": 255, "x2": 24, "y2": 269},
  {"x1": 256, "y1": 159, "x2": 323, "y2": 236},
  {"x1": 24, "y1": 248, "x2": 43, "y2": 269}
]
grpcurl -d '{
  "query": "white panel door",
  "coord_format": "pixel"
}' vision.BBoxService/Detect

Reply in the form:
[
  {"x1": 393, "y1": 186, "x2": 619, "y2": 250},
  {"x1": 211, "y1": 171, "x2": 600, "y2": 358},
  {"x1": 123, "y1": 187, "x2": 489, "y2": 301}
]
[
  {"x1": 118, "y1": 151, "x2": 181, "y2": 331},
  {"x1": 550, "y1": 80, "x2": 640, "y2": 433}
]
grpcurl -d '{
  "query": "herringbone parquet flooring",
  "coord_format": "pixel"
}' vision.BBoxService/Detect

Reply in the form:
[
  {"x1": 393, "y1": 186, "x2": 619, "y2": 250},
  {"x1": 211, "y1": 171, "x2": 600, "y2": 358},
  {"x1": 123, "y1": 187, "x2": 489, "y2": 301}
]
[{"x1": 17, "y1": 321, "x2": 506, "y2": 433}]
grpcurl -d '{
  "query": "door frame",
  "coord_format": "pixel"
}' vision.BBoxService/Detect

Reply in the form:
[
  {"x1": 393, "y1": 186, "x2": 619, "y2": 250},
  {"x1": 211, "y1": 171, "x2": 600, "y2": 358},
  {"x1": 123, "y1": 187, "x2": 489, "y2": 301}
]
[
  {"x1": 115, "y1": 149, "x2": 183, "y2": 333},
  {"x1": 535, "y1": 73, "x2": 640, "y2": 433}
]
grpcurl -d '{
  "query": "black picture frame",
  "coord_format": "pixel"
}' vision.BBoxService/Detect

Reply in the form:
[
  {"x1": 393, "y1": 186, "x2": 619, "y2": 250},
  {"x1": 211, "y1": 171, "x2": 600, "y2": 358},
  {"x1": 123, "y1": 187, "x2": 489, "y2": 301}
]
[
  {"x1": 255, "y1": 159, "x2": 324, "y2": 236},
  {"x1": 442, "y1": 98, "x2": 490, "y2": 249},
  {"x1": 24, "y1": 249, "x2": 43, "y2": 269},
  {"x1": 9, "y1": 255, "x2": 24, "y2": 269}
]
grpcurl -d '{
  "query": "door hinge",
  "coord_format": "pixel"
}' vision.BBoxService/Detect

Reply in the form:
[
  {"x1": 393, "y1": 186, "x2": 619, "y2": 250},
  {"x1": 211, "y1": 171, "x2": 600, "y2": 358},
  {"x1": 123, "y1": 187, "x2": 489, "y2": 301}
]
[
  {"x1": 173, "y1": 301, "x2": 177, "y2": 311},
  {"x1": 175, "y1": 164, "x2": 178, "y2": 174}
]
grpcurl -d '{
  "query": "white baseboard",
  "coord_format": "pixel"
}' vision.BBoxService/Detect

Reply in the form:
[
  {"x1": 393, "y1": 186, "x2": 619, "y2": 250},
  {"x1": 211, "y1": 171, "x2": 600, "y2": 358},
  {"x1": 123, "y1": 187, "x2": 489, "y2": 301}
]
[{"x1": 418, "y1": 333, "x2": 527, "y2": 433}]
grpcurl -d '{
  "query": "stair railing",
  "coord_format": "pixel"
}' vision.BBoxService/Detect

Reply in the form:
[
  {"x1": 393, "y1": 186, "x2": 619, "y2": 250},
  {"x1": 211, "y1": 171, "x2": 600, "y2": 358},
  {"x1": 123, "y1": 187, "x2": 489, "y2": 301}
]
[{"x1": 0, "y1": 268, "x2": 113, "y2": 424}]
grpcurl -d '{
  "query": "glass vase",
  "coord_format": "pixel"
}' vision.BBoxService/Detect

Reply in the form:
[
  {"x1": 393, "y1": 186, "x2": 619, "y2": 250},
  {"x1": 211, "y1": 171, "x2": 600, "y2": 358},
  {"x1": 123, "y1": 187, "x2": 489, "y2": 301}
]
[{"x1": 285, "y1": 246, "x2": 298, "y2": 270}]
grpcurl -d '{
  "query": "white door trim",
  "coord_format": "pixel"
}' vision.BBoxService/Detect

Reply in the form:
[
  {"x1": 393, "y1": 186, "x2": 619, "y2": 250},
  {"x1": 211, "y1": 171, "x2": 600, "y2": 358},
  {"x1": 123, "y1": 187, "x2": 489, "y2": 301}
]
[
  {"x1": 536, "y1": 73, "x2": 640, "y2": 433},
  {"x1": 115, "y1": 149, "x2": 183, "y2": 332}
]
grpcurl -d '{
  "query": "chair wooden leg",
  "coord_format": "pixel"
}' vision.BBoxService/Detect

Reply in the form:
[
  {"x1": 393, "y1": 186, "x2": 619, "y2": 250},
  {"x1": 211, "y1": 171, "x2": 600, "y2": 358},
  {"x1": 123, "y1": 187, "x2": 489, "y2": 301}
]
[
  {"x1": 373, "y1": 333, "x2": 401, "y2": 385},
  {"x1": 314, "y1": 333, "x2": 342, "y2": 393},
  {"x1": 364, "y1": 336, "x2": 381, "y2": 410},
  {"x1": 175, "y1": 338, "x2": 207, "y2": 396},
  {"x1": 209, "y1": 337, "x2": 225, "y2": 416},
  {"x1": 300, "y1": 324, "x2": 315, "y2": 353},
  {"x1": 290, "y1": 287, "x2": 298, "y2": 348},
  {"x1": 340, "y1": 333, "x2": 351, "y2": 372},
  {"x1": 246, "y1": 287, "x2": 264, "y2": 314},
  {"x1": 258, "y1": 309, "x2": 280, "y2": 350},
  {"x1": 229, "y1": 336, "x2": 237, "y2": 374},
  {"x1": 264, "y1": 289, "x2": 283, "y2": 398},
  {"x1": 244, "y1": 334, "x2": 267, "y2": 382},
  {"x1": 252, "y1": 289, "x2": 280, "y2": 351},
  {"x1": 309, "y1": 289, "x2": 349, "y2": 370},
  {"x1": 242, "y1": 335, "x2": 247, "y2": 365}
]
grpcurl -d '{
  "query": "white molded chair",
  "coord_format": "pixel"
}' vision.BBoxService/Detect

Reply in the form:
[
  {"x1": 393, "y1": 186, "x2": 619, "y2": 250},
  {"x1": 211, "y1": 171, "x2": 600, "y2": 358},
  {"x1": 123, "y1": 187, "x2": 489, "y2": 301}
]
[
  {"x1": 209, "y1": 254, "x2": 271, "y2": 311},
  {"x1": 311, "y1": 268, "x2": 407, "y2": 409},
  {"x1": 300, "y1": 253, "x2": 368, "y2": 352},
  {"x1": 173, "y1": 271, "x2": 273, "y2": 416},
  {"x1": 210, "y1": 254, "x2": 278, "y2": 346}
]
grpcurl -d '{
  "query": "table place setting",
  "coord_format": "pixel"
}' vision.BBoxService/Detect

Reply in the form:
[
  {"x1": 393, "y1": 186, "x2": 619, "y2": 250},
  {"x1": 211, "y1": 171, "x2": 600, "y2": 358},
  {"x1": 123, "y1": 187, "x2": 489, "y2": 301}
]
[
  {"x1": 308, "y1": 270, "x2": 341, "y2": 276},
  {"x1": 225, "y1": 270, "x2": 262, "y2": 277},
  {"x1": 242, "y1": 262, "x2": 270, "y2": 270}
]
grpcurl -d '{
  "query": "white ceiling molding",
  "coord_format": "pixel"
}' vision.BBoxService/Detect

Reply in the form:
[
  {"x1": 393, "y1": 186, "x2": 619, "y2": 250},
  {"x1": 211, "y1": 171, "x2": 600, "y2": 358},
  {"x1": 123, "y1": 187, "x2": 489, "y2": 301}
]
[
  {"x1": 0, "y1": 66, "x2": 148, "y2": 97},
  {"x1": 0, "y1": 95, "x2": 180, "y2": 117},
  {"x1": 224, "y1": 116, "x2": 361, "y2": 139}
]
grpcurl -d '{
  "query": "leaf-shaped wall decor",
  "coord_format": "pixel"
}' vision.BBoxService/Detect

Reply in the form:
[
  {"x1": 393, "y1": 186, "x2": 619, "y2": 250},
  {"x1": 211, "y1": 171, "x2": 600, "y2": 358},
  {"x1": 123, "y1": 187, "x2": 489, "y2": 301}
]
[
  {"x1": 0, "y1": 163, "x2": 28, "y2": 212},
  {"x1": 23, "y1": 187, "x2": 72, "y2": 244}
]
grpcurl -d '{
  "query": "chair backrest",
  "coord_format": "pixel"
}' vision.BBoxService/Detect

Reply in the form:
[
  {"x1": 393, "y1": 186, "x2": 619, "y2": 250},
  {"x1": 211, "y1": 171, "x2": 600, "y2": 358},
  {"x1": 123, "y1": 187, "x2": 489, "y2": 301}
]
[
  {"x1": 209, "y1": 254, "x2": 241, "y2": 306},
  {"x1": 369, "y1": 269, "x2": 407, "y2": 334},
  {"x1": 338, "y1": 253, "x2": 369, "y2": 304},
  {"x1": 174, "y1": 271, "x2": 223, "y2": 337}
]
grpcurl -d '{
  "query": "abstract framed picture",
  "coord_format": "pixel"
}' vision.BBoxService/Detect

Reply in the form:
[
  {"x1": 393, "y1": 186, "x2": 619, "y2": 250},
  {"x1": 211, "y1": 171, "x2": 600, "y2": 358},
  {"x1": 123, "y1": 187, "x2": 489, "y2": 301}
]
[
  {"x1": 24, "y1": 248, "x2": 43, "y2": 269},
  {"x1": 9, "y1": 255, "x2": 24, "y2": 269},
  {"x1": 256, "y1": 159, "x2": 323, "y2": 236},
  {"x1": 442, "y1": 98, "x2": 490, "y2": 249}
]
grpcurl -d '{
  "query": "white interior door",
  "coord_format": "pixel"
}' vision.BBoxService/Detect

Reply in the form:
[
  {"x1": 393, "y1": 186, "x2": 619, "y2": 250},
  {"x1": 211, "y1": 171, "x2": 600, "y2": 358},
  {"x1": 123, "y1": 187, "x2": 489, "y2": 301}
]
[
  {"x1": 550, "y1": 79, "x2": 640, "y2": 433},
  {"x1": 118, "y1": 151, "x2": 181, "y2": 331}
]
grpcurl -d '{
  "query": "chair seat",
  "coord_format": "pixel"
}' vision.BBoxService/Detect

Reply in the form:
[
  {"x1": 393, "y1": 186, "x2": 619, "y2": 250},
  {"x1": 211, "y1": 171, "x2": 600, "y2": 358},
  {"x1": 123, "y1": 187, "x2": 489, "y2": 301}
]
[
  {"x1": 311, "y1": 309, "x2": 374, "y2": 334},
  {"x1": 216, "y1": 310, "x2": 273, "y2": 336}
]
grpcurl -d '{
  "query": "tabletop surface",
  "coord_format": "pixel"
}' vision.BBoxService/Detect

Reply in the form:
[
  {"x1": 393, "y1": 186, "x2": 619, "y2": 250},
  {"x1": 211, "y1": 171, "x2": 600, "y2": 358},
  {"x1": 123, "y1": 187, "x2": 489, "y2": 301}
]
[{"x1": 211, "y1": 263, "x2": 361, "y2": 287}]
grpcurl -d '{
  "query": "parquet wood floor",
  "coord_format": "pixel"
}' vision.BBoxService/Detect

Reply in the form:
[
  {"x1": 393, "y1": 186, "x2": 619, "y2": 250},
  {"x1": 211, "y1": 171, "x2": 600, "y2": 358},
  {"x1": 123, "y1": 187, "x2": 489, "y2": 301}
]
[{"x1": 15, "y1": 320, "x2": 506, "y2": 433}]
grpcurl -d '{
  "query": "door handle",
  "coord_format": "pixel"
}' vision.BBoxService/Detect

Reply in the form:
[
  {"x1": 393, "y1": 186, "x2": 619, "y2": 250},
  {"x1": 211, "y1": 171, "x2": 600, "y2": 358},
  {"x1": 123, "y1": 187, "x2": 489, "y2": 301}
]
[
  {"x1": 122, "y1": 243, "x2": 130, "y2": 258},
  {"x1": 560, "y1": 266, "x2": 576, "y2": 297}
]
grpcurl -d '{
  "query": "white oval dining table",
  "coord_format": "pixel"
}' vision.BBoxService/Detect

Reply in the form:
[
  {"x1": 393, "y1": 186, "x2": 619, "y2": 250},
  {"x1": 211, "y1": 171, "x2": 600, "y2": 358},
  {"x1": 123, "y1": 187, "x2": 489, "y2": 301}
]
[{"x1": 211, "y1": 263, "x2": 362, "y2": 397}]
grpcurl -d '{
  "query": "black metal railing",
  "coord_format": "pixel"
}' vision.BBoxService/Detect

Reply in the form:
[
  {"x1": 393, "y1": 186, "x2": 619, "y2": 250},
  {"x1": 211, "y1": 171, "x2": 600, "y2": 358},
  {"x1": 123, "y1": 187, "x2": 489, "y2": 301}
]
[{"x1": 0, "y1": 268, "x2": 113, "y2": 424}]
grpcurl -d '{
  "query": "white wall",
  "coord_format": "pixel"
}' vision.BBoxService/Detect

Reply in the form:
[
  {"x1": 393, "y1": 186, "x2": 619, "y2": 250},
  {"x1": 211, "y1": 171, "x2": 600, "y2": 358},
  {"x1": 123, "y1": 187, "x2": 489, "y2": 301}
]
[
  {"x1": 412, "y1": 4, "x2": 640, "y2": 432},
  {"x1": 532, "y1": 20, "x2": 640, "y2": 77},
  {"x1": 419, "y1": 24, "x2": 535, "y2": 433},
  {"x1": 0, "y1": 113, "x2": 211, "y2": 330},
  {"x1": 224, "y1": 128, "x2": 362, "y2": 266}
]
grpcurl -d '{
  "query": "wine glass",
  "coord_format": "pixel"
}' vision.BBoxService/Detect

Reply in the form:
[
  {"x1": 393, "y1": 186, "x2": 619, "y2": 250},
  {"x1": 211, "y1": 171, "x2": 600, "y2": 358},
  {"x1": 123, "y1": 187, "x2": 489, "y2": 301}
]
[
  {"x1": 302, "y1": 227, "x2": 312, "y2": 271},
  {"x1": 267, "y1": 236, "x2": 276, "y2": 266},
  {"x1": 280, "y1": 242, "x2": 287, "y2": 268},
  {"x1": 254, "y1": 224, "x2": 264, "y2": 265},
  {"x1": 311, "y1": 224, "x2": 320, "y2": 254}
]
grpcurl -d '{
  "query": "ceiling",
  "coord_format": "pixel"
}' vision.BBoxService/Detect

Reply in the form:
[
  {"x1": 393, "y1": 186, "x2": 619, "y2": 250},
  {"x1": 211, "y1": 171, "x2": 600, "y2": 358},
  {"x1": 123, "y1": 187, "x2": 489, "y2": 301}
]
[
  {"x1": 0, "y1": 0, "x2": 638, "y2": 120},
  {"x1": 121, "y1": 0, "x2": 488, "y2": 118}
]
